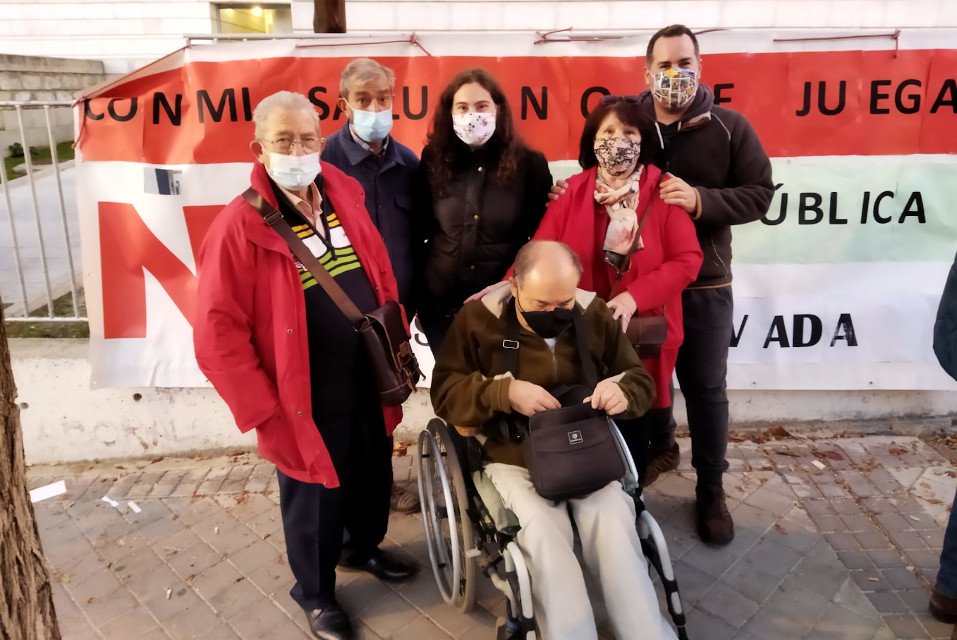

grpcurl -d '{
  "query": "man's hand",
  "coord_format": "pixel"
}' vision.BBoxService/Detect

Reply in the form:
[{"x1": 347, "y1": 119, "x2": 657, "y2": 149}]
[
  {"x1": 660, "y1": 173, "x2": 698, "y2": 214},
  {"x1": 453, "y1": 425, "x2": 481, "y2": 437},
  {"x1": 607, "y1": 292, "x2": 637, "y2": 333},
  {"x1": 584, "y1": 378, "x2": 630, "y2": 415},
  {"x1": 548, "y1": 179, "x2": 569, "y2": 201},
  {"x1": 508, "y1": 379, "x2": 561, "y2": 416},
  {"x1": 465, "y1": 280, "x2": 509, "y2": 303}
]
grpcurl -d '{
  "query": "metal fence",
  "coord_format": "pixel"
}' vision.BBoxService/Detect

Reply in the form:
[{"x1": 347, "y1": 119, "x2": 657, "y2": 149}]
[{"x1": 0, "y1": 100, "x2": 84, "y2": 321}]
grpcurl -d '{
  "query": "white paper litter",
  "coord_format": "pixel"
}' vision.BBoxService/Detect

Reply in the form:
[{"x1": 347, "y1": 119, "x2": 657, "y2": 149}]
[
  {"x1": 811, "y1": 460, "x2": 827, "y2": 470},
  {"x1": 101, "y1": 495, "x2": 120, "y2": 508},
  {"x1": 127, "y1": 501, "x2": 142, "y2": 513},
  {"x1": 30, "y1": 481, "x2": 66, "y2": 504}
]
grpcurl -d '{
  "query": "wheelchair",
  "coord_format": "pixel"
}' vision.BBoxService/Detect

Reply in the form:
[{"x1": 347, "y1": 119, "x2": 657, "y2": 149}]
[{"x1": 416, "y1": 417, "x2": 689, "y2": 640}]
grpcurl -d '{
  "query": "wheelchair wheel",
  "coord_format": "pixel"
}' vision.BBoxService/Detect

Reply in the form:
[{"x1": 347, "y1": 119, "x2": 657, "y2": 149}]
[{"x1": 416, "y1": 418, "x2": 477, "y2": 611}]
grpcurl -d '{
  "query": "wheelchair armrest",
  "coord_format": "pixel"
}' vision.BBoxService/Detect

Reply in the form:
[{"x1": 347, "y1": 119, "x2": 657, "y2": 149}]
[{"x1": 609, "y1": 419, "x2": 641, "y2": 493}]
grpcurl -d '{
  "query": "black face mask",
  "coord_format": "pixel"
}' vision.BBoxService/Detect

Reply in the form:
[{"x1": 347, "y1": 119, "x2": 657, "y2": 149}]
[{"x1": 517, "y1": 298, "x2": 574, "y2": 339}]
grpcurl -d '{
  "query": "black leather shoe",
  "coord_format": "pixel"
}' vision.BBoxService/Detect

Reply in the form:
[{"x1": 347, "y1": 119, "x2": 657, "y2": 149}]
[
  {"x1": 339, "y1": 549, "x2": 418, "y2": 582},
  {"x1": 304, "y1": 602, "x2": 354, "y2": 640}
]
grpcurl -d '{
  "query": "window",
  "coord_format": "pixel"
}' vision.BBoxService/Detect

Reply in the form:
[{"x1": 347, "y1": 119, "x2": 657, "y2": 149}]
[{"x1": 214, "y1": 4, "x2": 292, "y2": 34}]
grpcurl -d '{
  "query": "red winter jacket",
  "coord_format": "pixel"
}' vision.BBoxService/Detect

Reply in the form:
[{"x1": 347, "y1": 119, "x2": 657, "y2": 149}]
[
  {"x1": 194, "y1": 161, "x2": 404, "y2": 487},
  {"x1": 527, "y1": 164, "x2": 702, "y2": 408}
]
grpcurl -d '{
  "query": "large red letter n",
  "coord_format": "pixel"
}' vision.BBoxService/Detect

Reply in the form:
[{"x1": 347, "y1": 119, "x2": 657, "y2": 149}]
[{"x1": 98, "y1": 202, "x2": 219, "y2": 338}]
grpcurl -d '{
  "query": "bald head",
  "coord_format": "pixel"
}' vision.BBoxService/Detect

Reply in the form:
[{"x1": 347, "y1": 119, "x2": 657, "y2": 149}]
[{"x1": 510, "y1": 241, "x2": 582, "y2": 314}]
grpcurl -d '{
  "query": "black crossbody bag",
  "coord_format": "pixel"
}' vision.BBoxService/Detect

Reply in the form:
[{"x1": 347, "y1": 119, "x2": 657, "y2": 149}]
[
  {"x1": 501, "y1": 300, "x2": 627, "y2": 501},
  {"x1": 243, "y1": 188, "x2": 422, "y2": 406}
]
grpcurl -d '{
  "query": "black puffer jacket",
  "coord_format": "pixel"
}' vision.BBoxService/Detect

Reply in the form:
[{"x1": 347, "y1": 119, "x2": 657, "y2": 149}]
[
  {"x1": 636, "y1": 89, "x2": 774, "y2": 288},
  {"x1": 413, "y1": 139, "x2": 552, "y2": 309}
]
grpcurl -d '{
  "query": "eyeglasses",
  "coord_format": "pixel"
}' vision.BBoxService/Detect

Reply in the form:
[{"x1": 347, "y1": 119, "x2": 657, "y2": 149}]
[{"x1": 263, "y1": 136, "x2": 322, "y2": 153}]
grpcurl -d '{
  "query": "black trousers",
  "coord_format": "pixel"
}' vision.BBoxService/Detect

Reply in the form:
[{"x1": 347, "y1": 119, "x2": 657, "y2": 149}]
[
  {"x1": 618, "y1": 407, "x2": 673, "y2": 487},
  {"x1": 651, "y1": 286, "x2": 733, "y2": 489},
  {"x1": 278, "y1": 404, "x2": 393, "y2": 611}
]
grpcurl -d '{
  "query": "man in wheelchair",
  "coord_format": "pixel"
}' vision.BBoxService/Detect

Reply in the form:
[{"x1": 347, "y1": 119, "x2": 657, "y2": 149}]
[{"x1": 431, "y1": 240, "x2": 678, "y2": 639}]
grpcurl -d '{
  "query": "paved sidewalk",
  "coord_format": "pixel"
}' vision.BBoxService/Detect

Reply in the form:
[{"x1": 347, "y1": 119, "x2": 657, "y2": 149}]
[{"x1": 27, "y1": 432, "x2": 957, "y2": 639}]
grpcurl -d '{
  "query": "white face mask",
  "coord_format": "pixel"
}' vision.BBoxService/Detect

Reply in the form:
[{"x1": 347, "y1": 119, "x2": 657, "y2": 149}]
[
  {"x1": 350, "y1": 105, "x2": 393, "y2": 143},
  {"x1": 452, "y1": 111, "x2": 496, "y2": 147},
  {"x1": 265, "y1": 151, "x2": 321, "y2": 191}
]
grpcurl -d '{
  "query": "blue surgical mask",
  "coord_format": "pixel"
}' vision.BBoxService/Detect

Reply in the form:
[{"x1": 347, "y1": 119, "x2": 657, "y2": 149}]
[{"x1": 350, "y1": 105, "x2": 393, "y2": 143}]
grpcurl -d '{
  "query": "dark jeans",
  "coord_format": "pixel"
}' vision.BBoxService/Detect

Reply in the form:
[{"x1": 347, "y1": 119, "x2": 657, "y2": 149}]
[
  {"x1": 418, "y1": 303, "x2": 458, "y2": 355},
  {"x1": 278, "y1": 405, "x2": 393, "y2": 611},
  {"x1": 936, "y1": 486, "x2": 957, "y2": 597},
  {"x1": 650, "y1": 286, "x2": 733, "y2": 489},
  {"x1": 618, "y1": 407, "x2": 673, "y2": 487}
]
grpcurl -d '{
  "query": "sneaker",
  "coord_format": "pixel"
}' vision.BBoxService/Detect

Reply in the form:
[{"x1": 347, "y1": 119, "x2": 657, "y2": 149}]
[
  {"x1": 930, "y1": 588, "x2": 957, "y2": 624},
  {"x1": 696, "y1": 486, "x2": 735, "y2": 546},
  {"x1": 390, "y1": 483, "x2": 421, "y2": 514},
  {"x1": 641, "y1": 442, "x2": 679, "y2": 487}
]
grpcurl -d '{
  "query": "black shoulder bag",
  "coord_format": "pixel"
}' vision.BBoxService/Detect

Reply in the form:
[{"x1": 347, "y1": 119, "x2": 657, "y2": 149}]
[
  {"x1": 243, "y1": 188, "x2": 422, "y2": 406},
  {"x1": 502, "y1": 300, "x2": 627, "y2": 501}
]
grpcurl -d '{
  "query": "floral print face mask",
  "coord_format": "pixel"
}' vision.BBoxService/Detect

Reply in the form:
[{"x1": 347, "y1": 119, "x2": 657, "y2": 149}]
[
  {"x1": 452, "y1": 111, "x2": 496, "y2": 146},
  {"x1": 593, "y1": 136, "x2": 641, "y2": 177}
]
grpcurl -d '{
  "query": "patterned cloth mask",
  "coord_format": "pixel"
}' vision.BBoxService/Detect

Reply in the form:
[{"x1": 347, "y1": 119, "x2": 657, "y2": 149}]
[
  {"x1": 652, "y1": 67, "x2": 699, "y2": 111},
  {"x1": 593, "y1": 137, "x2": 641, "y2": 177},
  {"x1": 452, "y1": 111, "x2": 496, "y2": 146}
]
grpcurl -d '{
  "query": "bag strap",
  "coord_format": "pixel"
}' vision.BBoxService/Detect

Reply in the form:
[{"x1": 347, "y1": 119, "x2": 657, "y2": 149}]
[
  {"x1": 501, "y1": 298, "x2": 598, "y2": 388},
  {"x1": 242, "y1": 187, "x2": 365, "y2": 325}
]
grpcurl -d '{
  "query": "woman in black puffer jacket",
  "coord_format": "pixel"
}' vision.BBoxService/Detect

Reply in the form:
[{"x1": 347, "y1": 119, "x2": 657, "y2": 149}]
[{"x1": 412, "y1": 67, "x2": 552, "y2": 353}]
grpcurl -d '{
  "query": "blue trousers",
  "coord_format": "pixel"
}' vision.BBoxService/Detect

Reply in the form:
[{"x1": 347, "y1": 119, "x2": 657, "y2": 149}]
[{"x1": 936, "y1": 485, "x2": 957, "y2": 597}]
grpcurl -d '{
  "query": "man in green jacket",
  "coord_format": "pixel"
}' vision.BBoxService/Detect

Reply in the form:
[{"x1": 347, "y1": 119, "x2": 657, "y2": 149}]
[{"x1": 430, "y1": 240, "x2": 676, "y2": 640}]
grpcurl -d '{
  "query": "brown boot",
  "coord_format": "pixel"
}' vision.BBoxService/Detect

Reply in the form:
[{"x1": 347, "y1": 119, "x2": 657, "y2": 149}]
[
  {"x1": 642, "y1": 443, "x2": 680, "y2": 487},
  {"x1": 930, "y1": 589, "x2": 957, "y2": 624},
  {"x1": 696, "y1": 486, "x2": 734, "y2": 546}
]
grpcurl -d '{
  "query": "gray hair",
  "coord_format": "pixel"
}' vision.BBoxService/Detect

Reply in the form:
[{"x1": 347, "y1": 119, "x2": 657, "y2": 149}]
[
  {"x1": 513, "y1": 240, "x2": 583, "y2": 284},
  {"x1": 252, "y1": 91, "x2": 319, "y2": 140},
  {"x1": 339, "y1": 58, "x2": 396, "y2": 98}
]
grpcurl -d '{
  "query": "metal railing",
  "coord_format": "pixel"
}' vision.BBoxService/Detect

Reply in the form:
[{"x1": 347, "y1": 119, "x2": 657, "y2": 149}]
[{"x1": 0, "y1": 100, "x2": 84, "y2": 321}]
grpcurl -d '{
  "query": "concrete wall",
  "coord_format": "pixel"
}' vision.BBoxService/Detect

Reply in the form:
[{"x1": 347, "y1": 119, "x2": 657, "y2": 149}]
[
  {"x1": 0, "y1": 55, "x2": 106, "y2": 157},
  {"x1": 14, "y1": 338, "x2": 957, "y2": 465},
  {"x1": 0, "y1": 1, "x2": 954, "y2": 75}
]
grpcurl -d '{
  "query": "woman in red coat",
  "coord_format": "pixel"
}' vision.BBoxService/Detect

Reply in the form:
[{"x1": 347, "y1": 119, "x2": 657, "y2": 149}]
[{"x1": 530, "y1": 95, "x2": 703, "y2": 480}]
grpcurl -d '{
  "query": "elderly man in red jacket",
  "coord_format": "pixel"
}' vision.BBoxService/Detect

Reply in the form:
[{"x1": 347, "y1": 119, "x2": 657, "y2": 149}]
[{"x1": 194, "y1": 90, "x2": 417, "y2": 640}]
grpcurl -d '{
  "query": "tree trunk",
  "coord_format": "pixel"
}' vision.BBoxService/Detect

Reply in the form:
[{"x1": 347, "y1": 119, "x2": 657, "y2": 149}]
[
  {"x1": 314, "y1": 0, "x2": 347, "y2": 33},
  {"x1": 0, "y1": 301, "x2": 61, "y2": 640}
]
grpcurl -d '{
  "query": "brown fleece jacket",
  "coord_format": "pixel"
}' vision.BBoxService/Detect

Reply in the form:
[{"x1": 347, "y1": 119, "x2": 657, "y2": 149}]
[{"x1": 430, "y1": 288, "x2": 656, "y2": 466}]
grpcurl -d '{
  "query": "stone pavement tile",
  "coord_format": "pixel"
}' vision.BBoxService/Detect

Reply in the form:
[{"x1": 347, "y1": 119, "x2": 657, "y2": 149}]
[
  {"x1": 207, "y1": 576, "x2": 266, "y2": 619},
  {"x1": 193, "y1": 511, "x2": 261, "y2": 556},
  {"x1": 361, "y1": 592, "x2": 424, "y2": 639},
  {"x1": 66, "y1": 565, "x2": 125, "y2": 607},
  {"x1": 915, "y1": 611, "x2": 957, "y2": 639},
  {"x1": 678, "y1": 541, "x2": 740, "y2": 580},
  {"x1": 882, "y1": 567, "x2": 929, "y2": 591},
  {"x1": 855, "y1": 529, "x2": 894, "y2": 551},
  {"x1": 337, "y1": 573, "x2": 393, "y2": 617},
  {"x1": 868, "y1": 548, "x2": 906, "y2": 569},
  {"x1": 123, "y1": 559, "x2": 182, "y2": 604},
  {"x1": 165, "y1": 538, "x2": 224, "y2": 579},
  {"x1": 162, "y1": 603, "x2": 236, "y2": 639},
  {"x1": 897, "y1": 588, "x2": 933, "y2": 614},
  {"x1": 906, "y1": 548, "x2": 942, "y2": 572},
  {"x1": 694, "y1": 582, "x2": 760, "y2": 629},
  {"x1": 866, "y1": 590, "x2": 910, "y2": 615},
  {"x1": 385, "y1": 512, "x2": 426, "y2": 547},
  {"x1": 148, "y1": 469, "x2": 189, "y2": 498},
  {"x1": 883, "y1": 613, "x2": 932, "y2": 638},
  {"x1": 392, "y1": 615, "x2": 455, "y2": 640},
  {"x1": 393, "y1": 563, "x2": 499, "y2": 638},
  {"x1": 51, "y1": 584, "x2": 102, "y2": 640},
  {"x1": 162, "y1": 496, "x2": 225, "y2": 527},
  {"x1": 890, "y1": 528, "x2": 934, "y2": 551},
  {"x1": 229, "y1": 599, "x2": 310, "y2": 640},
  {"x1": 849, "y1": 568, "x2": 892, "y2": 592},
  {"x1": 683, "y1": 607, "x2": 736, "y2": 640},
  {"x1": 243, "y1": 505, "x2": 284, "y2": 541},
  {"x1": 97, "y1": 605, "x2": 162, "y2": 638},
  {"x1": 143, "y1": 583, "x2": 205, "y2": 624},
  {"x1": 220, "y1": 465, "x2": 256, "y2": 493},
  {"x1": 780, "y1": 556, "x2": 851, "y2": 602},
  {"x1": 224, "y1": 538, "x2": 283, "y2": 575},
  {"x1": 807, "y1": 602, "x2": 884, "y2": 640},
  {"x1": 762, "y1": 510, "x2": 821, "y2": 555},
  {"x1": 670, "y1": 561, "x2": 717, "y2": 606},
  {"x1": 840, "y1": 549, "x2": 879, "y2": 571},
  {"x1": 189, "y1": 559, "x2": 245, "y2": 601},
  {"x1": 214, "y1": 492, "x2": 276, "y2": 523},
  {"x1": 742, "y1": 536, "x2": 804, "y2": 578},
  {"x1": 740, "y1": 586, "x2": 827, "y2": 639},
  {"x1": 246, "y1": 558, "x2": 292, "y2": 599},
  {"x1": 720, "y1": 559, "x2": 786, "y2": 605},
  {"x1": 832, "y1": 577, "x2": 884, "y2": 620}
]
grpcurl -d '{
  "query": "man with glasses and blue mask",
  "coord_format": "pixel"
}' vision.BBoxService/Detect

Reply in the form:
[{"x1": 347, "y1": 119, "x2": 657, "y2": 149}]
[
  {"x1": 195, "y1": 90, "x2": 417, "y2": 640},
  {"x1": 322, "y1": 58, "x2": 423, "y2": 515},
  {"x1": 636, "y1": 24, "x2": 774, "y2": 546}
]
